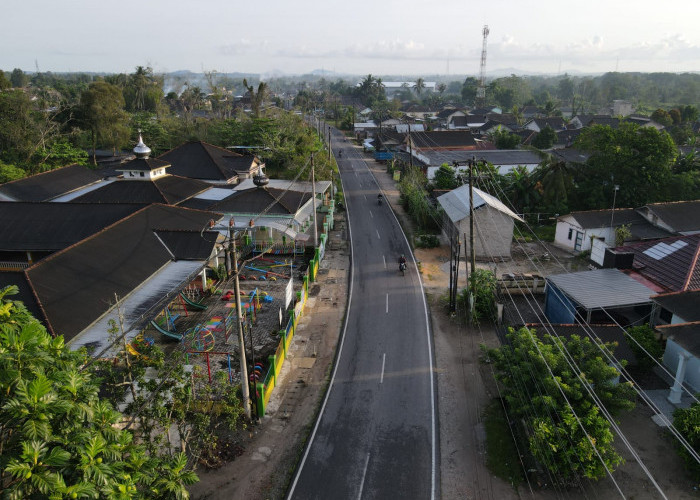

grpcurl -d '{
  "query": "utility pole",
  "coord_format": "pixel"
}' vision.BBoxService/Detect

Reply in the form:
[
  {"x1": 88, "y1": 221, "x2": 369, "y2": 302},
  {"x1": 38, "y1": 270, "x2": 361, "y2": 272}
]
[
  {"x1": 229, "y1": 219, "x2": 251, "y2": 420},
  {"x1": 407, "y1": 121, "x2": 414, "y2": 170},
  {"x1": 328, "y1": 128, "x2": 332, "y2": 163},
  {"x1": 468, "y1": 157, "x2": 477, "y2": 322},
  {"x1": 311, "y1": 153, "x2": 318, "y2": 248}
]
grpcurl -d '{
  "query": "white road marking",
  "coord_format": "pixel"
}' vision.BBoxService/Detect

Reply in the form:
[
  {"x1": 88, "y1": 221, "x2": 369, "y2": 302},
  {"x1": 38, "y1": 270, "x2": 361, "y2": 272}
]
[
  {"x1": 383, "y1": 255, "x2": 386, "y2": 268},
  {"x1": 380, "y1": 353, "x2": 386, "y2": 383},
  {"x1": 357, "y1": 453, "x2": 371, "y2": 500},
  {"x1": 369, "y1": 210, "x2": 373, "y2": 218},
  {"x1": 376, "y1": 230, "x2": 380, "y2": 239},
  {"x1": 385, "y1": 293, "x2": 388, "y2": 313}
]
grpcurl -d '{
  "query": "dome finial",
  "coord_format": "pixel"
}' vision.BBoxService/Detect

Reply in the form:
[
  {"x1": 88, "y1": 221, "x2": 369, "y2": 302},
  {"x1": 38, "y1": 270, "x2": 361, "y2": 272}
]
[{"x1": 133, "y1": 131, "x2": 151, "y2": 159}]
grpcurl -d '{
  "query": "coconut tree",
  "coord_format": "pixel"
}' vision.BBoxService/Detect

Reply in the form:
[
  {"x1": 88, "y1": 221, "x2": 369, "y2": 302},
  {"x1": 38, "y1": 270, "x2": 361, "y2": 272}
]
[{"x1": 413, "y1": 78, "x2": 426, "y2": 97}]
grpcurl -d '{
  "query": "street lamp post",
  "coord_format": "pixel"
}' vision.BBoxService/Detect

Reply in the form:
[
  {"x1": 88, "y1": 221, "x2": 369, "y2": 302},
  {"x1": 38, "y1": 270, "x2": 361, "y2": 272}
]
[{"x1": 610, "y1": 184, "x2": 620, "y2": 237}]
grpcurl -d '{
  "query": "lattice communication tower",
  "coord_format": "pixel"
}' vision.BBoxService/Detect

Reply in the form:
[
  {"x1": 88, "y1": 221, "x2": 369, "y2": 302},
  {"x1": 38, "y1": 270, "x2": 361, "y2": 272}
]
[{"x1": 476, "y1": 25, "x2": 489, "y2": 106}]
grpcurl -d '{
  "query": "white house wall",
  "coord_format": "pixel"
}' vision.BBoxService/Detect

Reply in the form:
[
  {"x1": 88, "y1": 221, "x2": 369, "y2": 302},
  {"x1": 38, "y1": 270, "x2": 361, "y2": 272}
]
[
  {"x1": 554, "y1": 217, "x2": 615, "y2": 253},
  {"x1": 663, "y1": 339, "x2": 700, "y2": 392}
]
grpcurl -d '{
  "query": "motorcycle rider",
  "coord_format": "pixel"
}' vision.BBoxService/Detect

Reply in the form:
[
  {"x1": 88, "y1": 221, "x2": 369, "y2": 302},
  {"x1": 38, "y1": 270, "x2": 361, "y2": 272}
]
[
  {"x1": 377, "y1": 193, "x2": 383, "y2": 205},
  {"x1": 398, "y1": 254, "x2": 407, "y2": 271}
]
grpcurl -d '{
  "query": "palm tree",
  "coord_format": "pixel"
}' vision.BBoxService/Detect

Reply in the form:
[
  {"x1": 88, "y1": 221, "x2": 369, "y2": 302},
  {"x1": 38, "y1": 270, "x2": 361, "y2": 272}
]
[
  {"x1": 529, "y1": 148, "x2": 575, "y2": 215},
  {"x1": 413, "y1": 78, "x2": 426, "y2": 97}
]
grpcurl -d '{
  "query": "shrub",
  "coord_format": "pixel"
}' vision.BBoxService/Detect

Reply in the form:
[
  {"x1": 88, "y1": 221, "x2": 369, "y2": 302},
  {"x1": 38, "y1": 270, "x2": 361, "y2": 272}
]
[{"x1": 416, "y1": 234, "x2": 440, "y2": 248}]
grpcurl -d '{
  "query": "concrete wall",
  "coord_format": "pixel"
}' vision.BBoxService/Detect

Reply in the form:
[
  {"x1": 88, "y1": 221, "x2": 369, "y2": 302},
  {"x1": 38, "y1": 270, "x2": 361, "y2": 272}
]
[
  {"x1": 554, "y1": 217, "x2": 614, "y2": 253},
  {"x1": 663, "y1": 340, "x2": 700, "y2": 392},
  {"x1": 456, "y1": 205, "x2": 514, "y2": 259}
]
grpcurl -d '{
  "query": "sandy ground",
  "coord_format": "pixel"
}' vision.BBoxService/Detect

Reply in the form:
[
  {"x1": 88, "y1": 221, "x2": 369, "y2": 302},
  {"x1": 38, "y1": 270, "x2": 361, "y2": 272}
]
[{"x1": 189, "y1": 147, "x2": 700, "y2": 500}]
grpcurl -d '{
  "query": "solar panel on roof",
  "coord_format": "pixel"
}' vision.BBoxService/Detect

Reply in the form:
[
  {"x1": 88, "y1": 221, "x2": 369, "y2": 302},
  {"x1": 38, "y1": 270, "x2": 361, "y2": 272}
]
[{"x1": 643, "y1": 240, "x2": 688, "y2": 260}]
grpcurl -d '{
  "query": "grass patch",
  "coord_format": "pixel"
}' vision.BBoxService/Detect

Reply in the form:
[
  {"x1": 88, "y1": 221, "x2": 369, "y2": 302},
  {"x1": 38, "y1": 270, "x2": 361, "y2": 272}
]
[{"x1": 484, "y1": 399, "x2": 524, "y2": 488}]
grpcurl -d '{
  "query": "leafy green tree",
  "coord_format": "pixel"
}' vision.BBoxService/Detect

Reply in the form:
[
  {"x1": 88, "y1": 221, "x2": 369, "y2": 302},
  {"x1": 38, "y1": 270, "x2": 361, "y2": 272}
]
[
  {"x1": 531, "y1": 125, "x2": 557, "y2": 149},
  {"x1": 680, "y1": 105, "x2": 699, "y2": 124},
  {"x1": 0, "y1": 70, "x2": 10, "y2": 90},
  {"x1": 458, "y1": 269, "x2": 496, "y2": 325},
  {"x1": 673, "y1": 402, "x2": 700, "y2": 481},
  {"x1": 492, "y1": 129, "x2": 521, "y2": 149},
  {"x1": 0, "y1": 89, "x2": 40, "y2": 166},
  {"x1": 79, "y1": 81, "x2": 130, "y2": 164},
  {"x1": 0, "y1": 160, "x2": 26, "y2": 182},
  {"x1": 10, "y1": 68, "x2": 29, "y2": 88},
  {"x1": 573, "y1": 123, "x2": 677, "y2": 209},
  {"x1": 432, "y1": 163, "x2": 458, "y2": 190},
  {"x1": 33, "y1": 140, "x2": 89, "y2": 169},
  {"x1": 483, "y1": 327, "x2": 636, "y2": 483},
  {"x1": 0, "y1": 285, "x2": 199, "y2": 498},
  {"x1": 398, "y1": 165, "x2": 440, "y2": 231},
  {"x1": 123, "y1": 66, "x2": 164, "y2": 114},
  {"x1": 651, "y1": 108, "x2": 673, "y2": 127},
  {"x1": 624, "y1": 324, "x2": 662, "y2": 370},
  {"x1": 461, "y1": 77, "x2": 479, "y2": 105}
]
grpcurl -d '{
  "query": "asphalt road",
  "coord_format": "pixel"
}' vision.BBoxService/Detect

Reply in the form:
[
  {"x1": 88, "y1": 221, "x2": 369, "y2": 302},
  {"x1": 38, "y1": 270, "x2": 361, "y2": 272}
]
[{"x1": 287, "y1": 128, "x2": 438, "y2": 500}]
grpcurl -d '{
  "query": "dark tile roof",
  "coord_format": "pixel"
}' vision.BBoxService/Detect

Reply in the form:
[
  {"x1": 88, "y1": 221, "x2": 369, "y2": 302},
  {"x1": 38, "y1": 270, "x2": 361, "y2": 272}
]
[
  {"x1": 410, "y1": 131, "x2": 477, "y2": 149},
  {"x1": 589, "y1": 116, "x2": 621, "y2": 128},
  {"x1": 436, "y1": 108, "x2": 463, "y2": 119},
  {"x1": 155, "y1": 230, "x2": 219, "y2": 260},
  {"x1": 641, "y1": 200, "x2": 700, "y2": 233},
  {"x1": 0, "y1": 164, "x2": 103, "y2": 201},
  {"x1": 657, "y1": 322, "x2": 700, "y2": 356},
  {"x1": 551, "y1": 148, "x2": 590, "y2": 165},
  {"x1": 556, "y1": 129, "x2": 584, "y2": 146},
  {"x1": 652, "y1": 290, "x2": 700, "y2": 322},
  {"x1": 116, "y1": 157, "x2": 170, "y2": 172},
  {"x1": 208, "y1": 187, "x2": 311, "y2": 216},
  {"x1": 616, "y1": 234, "x2": 700, "y2": 292},
  {"x1": 158, "y1": 141, "x2": 253, "y2": 181},
  {"x1": 0, "y1": 271, "x2": 44, "y2": 322},
  {"x1": 569, "y1": 208, "x2": 649, "y2": 229},
  {"x1": 0, "y1": 202, "x2": 145, "y2": 252},
  {"x1": 71, "y1": 175, "x2": 210, "y2": 205},
  {"x1": 25, "y1": 204, "x2": 219, "y2": 340},
  {"x1": 530, "y1": 117, "x2": 566, "y2": 131}
]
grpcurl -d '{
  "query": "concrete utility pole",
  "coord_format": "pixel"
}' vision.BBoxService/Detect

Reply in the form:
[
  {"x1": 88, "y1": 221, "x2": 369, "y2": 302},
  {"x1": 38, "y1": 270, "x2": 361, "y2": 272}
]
[
  {"x1": 468, "y1": 157, "x2": 477, "y2": 322},
  {"x1": 328, "y1": 128, "x2": 332, "y2": 163},
  {"x1": 229, "y1": 219, "x2": 251, "y2": 420}
]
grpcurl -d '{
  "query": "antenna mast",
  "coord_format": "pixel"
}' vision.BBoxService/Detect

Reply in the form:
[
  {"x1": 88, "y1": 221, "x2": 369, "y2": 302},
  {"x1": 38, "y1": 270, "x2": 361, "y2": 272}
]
[{"x1": 476, "y1": 25, "x2": 489, "y2": 107}]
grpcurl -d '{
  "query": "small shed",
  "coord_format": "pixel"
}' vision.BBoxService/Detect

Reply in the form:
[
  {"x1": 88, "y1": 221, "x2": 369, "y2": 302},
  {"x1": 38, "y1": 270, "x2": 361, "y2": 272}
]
[
  {"x1": 545, "y1": 268, "x2": 655, "y2": 324},
  {"x1": 437, "y1": 185, "x2": 522, "y2": 260}
]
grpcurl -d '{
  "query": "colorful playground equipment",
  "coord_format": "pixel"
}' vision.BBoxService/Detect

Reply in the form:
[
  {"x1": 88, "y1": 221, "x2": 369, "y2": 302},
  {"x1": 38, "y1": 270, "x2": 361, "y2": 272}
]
[
  {"x1": 126, "y1": 334, "x2": 154, "y2": 358},
  {"x1": 186, "y1": 324, "x2": 216, "y2": 352}
]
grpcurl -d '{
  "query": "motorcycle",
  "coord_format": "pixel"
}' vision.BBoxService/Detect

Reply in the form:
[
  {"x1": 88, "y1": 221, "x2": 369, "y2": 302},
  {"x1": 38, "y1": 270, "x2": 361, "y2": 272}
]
[
  {"x1": 338, "y1": 150, "x2": 343, "y2": 158},
  {"x1": 399, "y1": 261, "x2": 407, "y2": 275},
  {"x1": 377, "y1": 195, "x2": 382, "y2": 206}
]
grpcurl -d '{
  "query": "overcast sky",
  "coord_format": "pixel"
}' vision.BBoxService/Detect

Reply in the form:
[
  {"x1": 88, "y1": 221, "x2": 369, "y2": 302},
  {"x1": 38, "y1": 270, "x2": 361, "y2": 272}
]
[{"x1": 3, "y1": 0, "x2": 699, "y2": 78}]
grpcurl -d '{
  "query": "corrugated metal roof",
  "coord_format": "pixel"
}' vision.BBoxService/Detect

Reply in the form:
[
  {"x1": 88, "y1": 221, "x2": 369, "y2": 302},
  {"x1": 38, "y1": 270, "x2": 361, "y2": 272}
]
[
  {"x1": 546, "y1": 268, "x2": 655, "y2": 310},
  {"x1": 437, "y1": 184, "x2": 522, "y2": 224}
]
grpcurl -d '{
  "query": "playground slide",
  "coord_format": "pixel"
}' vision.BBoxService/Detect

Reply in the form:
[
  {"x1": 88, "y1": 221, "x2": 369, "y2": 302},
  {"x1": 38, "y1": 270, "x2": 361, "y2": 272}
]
[
  {"x1": 179, "y1": 292, "x2": 208, "y2": 311},
  {"x1": 150, "y1": 321, "x2": 182, "y2": 340}
]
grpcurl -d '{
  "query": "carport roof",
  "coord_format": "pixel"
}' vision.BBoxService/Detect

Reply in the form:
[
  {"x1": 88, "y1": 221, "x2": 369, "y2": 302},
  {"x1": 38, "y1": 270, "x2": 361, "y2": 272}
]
[{"x1": 546, "y1": 268, "x2": 655, "y2": 310}]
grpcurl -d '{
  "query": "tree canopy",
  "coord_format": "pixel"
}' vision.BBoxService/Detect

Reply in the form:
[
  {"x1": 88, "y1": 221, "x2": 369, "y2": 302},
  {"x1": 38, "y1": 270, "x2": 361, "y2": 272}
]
[
  {"x1": 0, "y1": 285, "x2": 198, "y2": 499},
  {"x1": 483, "y1": 327, "x2": 636, "y2": 483}
]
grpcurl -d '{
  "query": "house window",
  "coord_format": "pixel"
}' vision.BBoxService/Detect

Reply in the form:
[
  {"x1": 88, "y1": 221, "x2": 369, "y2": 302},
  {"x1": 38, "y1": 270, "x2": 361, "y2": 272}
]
[{"x1": 568, "y1": 228, "x2": 573, "y2": 240}]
